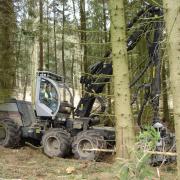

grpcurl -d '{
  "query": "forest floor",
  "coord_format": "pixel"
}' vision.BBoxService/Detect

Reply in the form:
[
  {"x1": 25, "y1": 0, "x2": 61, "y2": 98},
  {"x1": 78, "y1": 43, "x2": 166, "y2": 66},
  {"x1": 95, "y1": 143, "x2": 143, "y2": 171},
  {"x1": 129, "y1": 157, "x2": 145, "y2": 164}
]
[{"x1": 0, "y1": 146, "x2": 177, "y2": 180}]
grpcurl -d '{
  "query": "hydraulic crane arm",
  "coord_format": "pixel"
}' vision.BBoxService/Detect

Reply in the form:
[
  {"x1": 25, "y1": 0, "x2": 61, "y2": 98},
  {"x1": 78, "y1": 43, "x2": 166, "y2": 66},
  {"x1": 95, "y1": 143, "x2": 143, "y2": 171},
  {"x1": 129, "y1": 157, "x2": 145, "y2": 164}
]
[{"x1": 75, "y1": 4, "x2": 163, "y2": 121}]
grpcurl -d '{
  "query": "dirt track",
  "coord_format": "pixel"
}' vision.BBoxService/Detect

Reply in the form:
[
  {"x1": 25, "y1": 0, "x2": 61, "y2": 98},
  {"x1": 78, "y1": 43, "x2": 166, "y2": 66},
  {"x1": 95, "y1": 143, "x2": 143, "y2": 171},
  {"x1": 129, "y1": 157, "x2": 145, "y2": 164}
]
[
  {"x1": 0, "y1": 146, "x2": 114, "y2": 180},
  {"x1": 0, "y1": 146, "x2": 177, "y2": 180}
]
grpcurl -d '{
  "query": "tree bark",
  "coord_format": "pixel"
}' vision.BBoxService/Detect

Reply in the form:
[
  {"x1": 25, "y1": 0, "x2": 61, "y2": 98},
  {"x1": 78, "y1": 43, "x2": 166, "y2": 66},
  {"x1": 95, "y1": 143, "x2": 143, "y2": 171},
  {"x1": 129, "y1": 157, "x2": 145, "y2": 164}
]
[
  {"x1": 39, "y1": 0, "x2": 44, "y2": 71},
  {"x1": 162, "y1": 59, "x2": 170, "y2": 123},
  {"x1": 62, "y1": 0, "x2": 66, "y2": 100},
  {"x1": 46, "y1": 0, "x2": 50, "y2": 71},
  {"x1": 79, "y1": 0, "x2": 87, "y2": 96},
  {"x1": 163, "y1": 0, "x2": 180, "y2": 177},
  {"x1": 53, "y1": 0, "x2": 57, "y2": 73},
  {"x1": 102, "y1": 0, "x2": 108, "y2": 43},
  {"x1": 71, "y1": 51, "x2": 75, "y2": 108},
  {"x1": 109, "y1": 0, "x2": 135, "y2": 159},
  {"x1": 80, "y1": 0, "x2": 87, "y2": 73},
  {"x1": 0, "y1": 0, "x2": 16, "y2": 101},
  {"x1": 23, "y1": 74, "x2": 28, "y2": 101}
]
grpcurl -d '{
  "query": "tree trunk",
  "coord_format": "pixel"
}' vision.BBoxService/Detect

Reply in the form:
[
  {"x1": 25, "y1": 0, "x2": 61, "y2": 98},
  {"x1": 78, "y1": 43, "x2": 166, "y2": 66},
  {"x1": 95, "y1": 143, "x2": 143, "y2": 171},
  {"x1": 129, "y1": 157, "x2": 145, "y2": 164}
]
[
  {"x1": 102, "y1": 0, "x2": 111, "y2": 122},
  {"x1": 0, "y1": 0, "x2": 16, "y2": 101},
  {"x1": 102, "y1": 0, "x2": 108, "y2": 44},
  {"x1": 71, "y1": 51, "x2": 75, "y2": 110},
  {"x1": 109, "y1": 0, "x2": 135, "y2": 159},
  {"x1": 62, "y1": 0, "x2": 66, "y2": 100},
  {"x1": 79, "y1": 0, "x2": 87, "y2": 96},
  {"x1": 80, "y1": 0, "x2": 87, "y2": 73},
  {"x1": 163, "y1": 0, "x2": 180, "y2": 178},
  {"x1": 53, "y1": 0, "x2": 57, "y2": 73},
  {"x1": 23, "y1": 75, "x2": 28, "y2": 101},
  {"x1": 46, "y1": 0, "x2": 50, "y2": 71},
  {"x1": 162, "y1": 59, "x2": 170, "y2": 123},
  {"x1": 72, "y1": 0, "x2": 78, "y2": 26},
  {"x1": 39, "y1": 0, "x2": 44, "y2": 71}
]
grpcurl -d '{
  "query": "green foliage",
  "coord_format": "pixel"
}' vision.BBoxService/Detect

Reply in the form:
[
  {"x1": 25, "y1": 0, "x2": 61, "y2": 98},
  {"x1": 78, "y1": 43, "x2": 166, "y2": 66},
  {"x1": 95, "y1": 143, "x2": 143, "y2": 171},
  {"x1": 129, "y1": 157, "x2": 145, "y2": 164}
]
[
  {"x1": 138, "y1": 126, "x2": 160, "y2": 150},
  {"x1": 112, "y1": 154, "x2": 154, "y2": 180},
  {"x1": 112, "y1": 127, "x2": 160, "y2": 180}
]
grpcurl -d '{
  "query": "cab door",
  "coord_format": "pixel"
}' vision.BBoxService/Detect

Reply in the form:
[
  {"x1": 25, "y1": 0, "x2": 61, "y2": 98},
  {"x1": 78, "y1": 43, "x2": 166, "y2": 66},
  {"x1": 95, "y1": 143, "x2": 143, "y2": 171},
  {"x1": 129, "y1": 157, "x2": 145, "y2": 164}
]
[{"x1": 35, "y1": 76, "x2": 61, "y2": 117}]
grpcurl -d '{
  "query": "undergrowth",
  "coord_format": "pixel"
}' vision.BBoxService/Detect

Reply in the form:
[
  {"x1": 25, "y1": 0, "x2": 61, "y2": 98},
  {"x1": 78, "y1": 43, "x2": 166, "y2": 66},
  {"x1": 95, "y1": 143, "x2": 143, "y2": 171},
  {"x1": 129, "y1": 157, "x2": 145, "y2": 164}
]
[{"x1": 111, "y1": 126, "x2": 160, "y2": 180}]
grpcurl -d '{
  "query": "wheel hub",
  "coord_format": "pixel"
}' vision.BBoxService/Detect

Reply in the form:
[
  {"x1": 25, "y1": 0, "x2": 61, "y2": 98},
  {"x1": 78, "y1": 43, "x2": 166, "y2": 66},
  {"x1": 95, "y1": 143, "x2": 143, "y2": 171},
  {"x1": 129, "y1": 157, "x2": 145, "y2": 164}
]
[
  {"x1": 46, "y1": 136, "x2": 60, "y2": 154},
  {"x1": 78, "y1": 139, "x2": 94, "y2": 156}
]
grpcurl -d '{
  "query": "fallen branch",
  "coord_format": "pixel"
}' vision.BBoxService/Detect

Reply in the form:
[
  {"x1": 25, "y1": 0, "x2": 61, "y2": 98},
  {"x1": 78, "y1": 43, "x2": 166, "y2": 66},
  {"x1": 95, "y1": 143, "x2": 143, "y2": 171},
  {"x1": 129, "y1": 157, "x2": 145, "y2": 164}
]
[
  {"x1": 83, "y1": 148, "x2": 115, "y2": 153},
  {"x1": 83, "y1": 148, "x2": 177, "y2": 156},
  {"x1": 145, "y1": 150, "x2": 177, "y2": 156}
]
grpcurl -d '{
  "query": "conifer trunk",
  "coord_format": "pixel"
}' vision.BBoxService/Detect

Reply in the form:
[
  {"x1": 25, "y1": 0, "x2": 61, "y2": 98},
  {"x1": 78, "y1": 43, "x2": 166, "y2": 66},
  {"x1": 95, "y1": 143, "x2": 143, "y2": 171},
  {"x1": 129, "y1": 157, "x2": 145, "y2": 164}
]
[
  {"x1": 163, "y1": 0, "x2": 180, "y2": 177},
  {"x1": 80, "y1": 0, "x2": 87, "y2": 73},
  {"x1": 53, "y1": 0, "x2": 57, "y2": 73},
  {"x1": 39, "y1": 0, "x2": 43, "y2": 71},
  {"x1": 109, "y1": 0, "x2": 135, "y2": 158},
  {"x1": 62, "y1": 0, "x2": 66, "y2": 100},
  {"x1": 0, "y1": 0, "x2": 16, "y2": 101},
  {"x1": 102, "y1": 0, "x2": 107, "y2": 43},
  {"x1": 162, "y1": 60, "x2": 170, "y2": 123},
  {"x1": 46, "y1": 0, "x2": 50, "y2": 71}
]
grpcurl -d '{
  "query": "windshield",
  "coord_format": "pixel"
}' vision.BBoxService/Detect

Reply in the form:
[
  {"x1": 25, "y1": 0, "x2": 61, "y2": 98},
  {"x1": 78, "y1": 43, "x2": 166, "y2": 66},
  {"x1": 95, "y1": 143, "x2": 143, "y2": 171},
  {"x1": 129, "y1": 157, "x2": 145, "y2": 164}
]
[{"x1": 39, "y1": 78, "x2": 58, "y2": 113}]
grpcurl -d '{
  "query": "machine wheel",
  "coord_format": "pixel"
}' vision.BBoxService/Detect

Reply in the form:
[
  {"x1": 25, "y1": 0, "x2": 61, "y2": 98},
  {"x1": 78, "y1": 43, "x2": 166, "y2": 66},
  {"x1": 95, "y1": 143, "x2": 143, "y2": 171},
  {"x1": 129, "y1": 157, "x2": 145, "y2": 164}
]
[
  {"x1": 42, "y1": 129, "x2": 71, "y2": 158},
  {"x1": 72, "y1": 130, "x2": 107, "y2": 160},
  {"x1": 0, "y1": 118, "x2": 21, "y2": 148}
]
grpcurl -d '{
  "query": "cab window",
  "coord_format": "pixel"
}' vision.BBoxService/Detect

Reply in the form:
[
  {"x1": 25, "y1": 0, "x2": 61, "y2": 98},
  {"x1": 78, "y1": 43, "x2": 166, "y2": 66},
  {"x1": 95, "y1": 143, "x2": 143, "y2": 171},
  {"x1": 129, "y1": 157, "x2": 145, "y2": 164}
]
[{"x1": 39, "y1": 79, "x2": 58, "y2": 113}]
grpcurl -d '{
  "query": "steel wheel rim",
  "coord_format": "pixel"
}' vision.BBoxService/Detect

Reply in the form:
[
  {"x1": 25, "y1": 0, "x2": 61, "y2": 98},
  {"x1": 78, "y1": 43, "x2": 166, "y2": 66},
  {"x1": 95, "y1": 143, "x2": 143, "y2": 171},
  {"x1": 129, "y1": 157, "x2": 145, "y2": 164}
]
[
  {"x1": 45, "y1": 136, "x2": 60, "y2": 155},
  {"x1": 77, "y1": 138, "x2": 94, "y2": 157}
]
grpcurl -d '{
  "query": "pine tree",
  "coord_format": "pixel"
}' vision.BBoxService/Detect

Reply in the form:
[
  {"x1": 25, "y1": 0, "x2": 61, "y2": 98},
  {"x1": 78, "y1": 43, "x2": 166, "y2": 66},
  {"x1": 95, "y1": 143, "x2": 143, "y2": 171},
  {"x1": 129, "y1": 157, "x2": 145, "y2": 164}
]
[{"x1": 109, "y1": 0, "x2": 135, "y2": 158}]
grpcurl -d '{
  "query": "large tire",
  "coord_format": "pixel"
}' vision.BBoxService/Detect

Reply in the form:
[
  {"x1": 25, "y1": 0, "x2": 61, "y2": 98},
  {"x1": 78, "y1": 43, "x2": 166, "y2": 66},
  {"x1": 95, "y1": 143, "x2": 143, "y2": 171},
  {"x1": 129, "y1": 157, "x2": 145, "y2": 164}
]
[
  {"x1": 42, "y1": 128, "x2": 71, "y2": 158},
  {"x1": 72, "y1": 130, "x2": 107, "y2": 161},
  {"x1": 0, "y1": 118, "x2": 21, "y2": 148}
]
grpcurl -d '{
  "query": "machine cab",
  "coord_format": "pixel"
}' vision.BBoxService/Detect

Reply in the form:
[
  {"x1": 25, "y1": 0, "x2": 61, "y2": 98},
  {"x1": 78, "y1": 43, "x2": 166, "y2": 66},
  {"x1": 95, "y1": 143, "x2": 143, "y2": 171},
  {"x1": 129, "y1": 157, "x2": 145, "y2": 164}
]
[{"x1": 35, "y1": 71, "x2": 73, "y2": 118}]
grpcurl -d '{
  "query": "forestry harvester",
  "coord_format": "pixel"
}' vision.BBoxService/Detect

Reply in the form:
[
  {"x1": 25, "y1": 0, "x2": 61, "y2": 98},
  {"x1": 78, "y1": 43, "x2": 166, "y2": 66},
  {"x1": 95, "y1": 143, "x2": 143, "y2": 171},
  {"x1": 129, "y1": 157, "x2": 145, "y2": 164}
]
[{"x1": 0, "y1": 2, "x2": 176, "y2": 163}]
